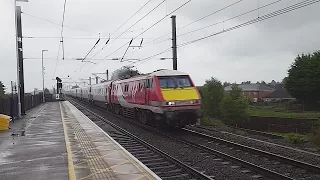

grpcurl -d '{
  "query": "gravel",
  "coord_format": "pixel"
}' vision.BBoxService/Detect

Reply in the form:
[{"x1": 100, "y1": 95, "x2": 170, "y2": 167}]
[
  {"x1": 70, "y1": 99, "x2": 271, "y2": 180},
  {"x1": 174, "y1": 130, "x2": 320, "y2": 180},
  {"x1": 199, "y1": 125, "x2": 320, "y2": 153},
  {"x1": 187, "y1": 126, "x2": 320, "y2": 167}
]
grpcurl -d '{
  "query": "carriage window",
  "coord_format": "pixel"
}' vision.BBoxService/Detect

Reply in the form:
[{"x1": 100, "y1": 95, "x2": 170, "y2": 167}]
[
  {"x1": 143, "y1": 80, "x2": 148, "y2": 88},
  {"x1": 147, "y1": 79, "x2": 150, "y2": 88},
  {"x1": 150, "y1": 78, "x2": 155, "y2": 88}
]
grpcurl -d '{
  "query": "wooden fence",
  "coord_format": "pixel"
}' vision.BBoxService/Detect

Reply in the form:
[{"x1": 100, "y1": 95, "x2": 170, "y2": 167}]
[{"x1": 240, "y1": 116, "x2": 318, "y2": 134}]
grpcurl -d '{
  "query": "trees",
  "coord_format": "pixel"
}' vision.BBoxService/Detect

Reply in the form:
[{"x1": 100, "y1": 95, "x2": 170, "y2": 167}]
[
  {"x1": 0, "y1": 81, "x2": 5, "y2": 98},
  {"x1": 285, "y1": 51, "x2": 320, "y2": 110},
  {"x1": 111, "y1": 67, "x2": 142, "y2": 80},
  {"x1": 200, "y1": 77, "x2": 224, "y2": 118},
  {"x1": 44, "y1": 88, "x2": 50, "y2": 94},
  {"x1": 241, "y1": 81, "x2": 251, "y2": 84},
  {"x1": 223, "y1": 82, "x2": 231, "y2": 87},
  {"x1": 220, "y1": 85, "x2": 249, "y2": 126}
]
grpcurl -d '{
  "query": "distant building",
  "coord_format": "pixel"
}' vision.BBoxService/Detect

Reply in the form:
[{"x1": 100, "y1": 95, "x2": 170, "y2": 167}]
[
  {"x1": 225, "y1": 83, "x2": 296, "y2": 102},
  {"x1": 224, "y1": 84, "x2": 275, "y2": 102},
  {"x1": 262, "y1": 84, "x2": 295, "y2": 102}
]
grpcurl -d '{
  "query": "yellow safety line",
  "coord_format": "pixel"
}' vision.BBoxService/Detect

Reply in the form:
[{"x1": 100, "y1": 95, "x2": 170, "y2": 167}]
[{"x1": 60, "y1": 102, "x2": 76, "y2": 180}]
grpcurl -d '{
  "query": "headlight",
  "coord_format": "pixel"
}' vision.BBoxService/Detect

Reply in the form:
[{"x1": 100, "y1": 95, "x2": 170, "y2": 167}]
[
  {"x1": 190, "y1": 100, "x2": 201, "y2": 104},
  {"x1": 166, "y1": 101, "x2": 176, "y2": 105},
  {"x1": 163, "y1": 100, "x2": 201, "y2": 106}
]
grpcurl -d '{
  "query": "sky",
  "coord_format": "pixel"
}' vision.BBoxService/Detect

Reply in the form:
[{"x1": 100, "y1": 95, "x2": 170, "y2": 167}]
[{"x1": 0, "y1": 0, "x2": 320, "y2": 93}]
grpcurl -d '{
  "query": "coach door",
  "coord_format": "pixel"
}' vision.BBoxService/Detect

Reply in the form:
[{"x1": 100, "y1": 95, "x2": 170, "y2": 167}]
[{"x1": 144, "y1": 77, "x2": 152, "y2": 105}]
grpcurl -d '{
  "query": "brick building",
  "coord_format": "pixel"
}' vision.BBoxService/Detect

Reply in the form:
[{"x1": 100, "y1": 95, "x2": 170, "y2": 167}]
[{"x1": 224, "y1": 84, "x2": 275, "y2": 102}]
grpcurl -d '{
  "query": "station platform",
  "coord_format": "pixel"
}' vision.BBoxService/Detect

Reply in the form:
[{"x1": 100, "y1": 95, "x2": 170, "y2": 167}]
[{"x1": 0, "y1": 101, "x2": 161, "y2": 180}]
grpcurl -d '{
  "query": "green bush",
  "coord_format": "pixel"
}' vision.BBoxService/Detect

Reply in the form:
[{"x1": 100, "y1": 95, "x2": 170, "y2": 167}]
[
  {"x1": 200, "y1": 116, "x2": 225, "y2": 127},
  {"x1": 285, "y1": 133, "x2": 305, "y2": 144},
  {"x1": 200, "y1": 77, "x2": 224, "y2": 118},
  {"x1": 220, "y1": 85, "x2": 249, "y2": 126}
]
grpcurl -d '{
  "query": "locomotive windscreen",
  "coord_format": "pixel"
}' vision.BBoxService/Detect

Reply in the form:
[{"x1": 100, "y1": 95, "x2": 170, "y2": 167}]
[{"x1": 158, "y1": 76, "x2": 192, "y2": 88}]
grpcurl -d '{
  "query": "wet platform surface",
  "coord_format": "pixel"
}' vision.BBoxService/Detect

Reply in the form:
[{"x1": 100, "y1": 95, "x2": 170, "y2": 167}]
[
  {"x1": 0, "y1": 103, "x2": 68, "y2": 180},
  {"x1": 0, "y1": 102, "x2": 160, "y2": 180}
]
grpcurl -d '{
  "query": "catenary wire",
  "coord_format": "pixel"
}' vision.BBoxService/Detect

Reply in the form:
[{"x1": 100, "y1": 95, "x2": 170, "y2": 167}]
[
  {"x1": 21, "y1": 11, "x2": 94, "y2": 33},
  {"x1": 81, "y1": 36, "x2": 101, "y2": 62},
  {"x1": 107, "y1": 0, "x2": 153, "y2": 34},
  {"x1": 22, "y1": 36, "x2": 155, "y2": 39},
  {"x1": 136, "y1": 0, "x2": 320, "y2": 66},
  {"x1": 76, "y1": 0, "x2": 192, "y2": 79},
  {"x1": 102, "y1": 0, "x2": 192, "y2": 61},
  {"x1": 177, "y1": 0, "x2": 320, "y2": 48},
  {"x1": 177, "y1": 0, "x2": 283, "y2": 38},
  {"x1": 89, "y1": 0, "x2": 157, "y2": 60},
  {"x1": 142, "y1": 0, "x2": 283, "y2": 49},
  {"x1": 145, "y1": 0, "x2": 246, "y2": 46},
  {"x1": 124, "y1": 47, "x2": 172, "y2": 67},
  {"x1": 71, "y1": 0, "x2": 157, "y2": 78},
  {"x1": 53, "y1": 0, "x2": 68, "y2": 78}
]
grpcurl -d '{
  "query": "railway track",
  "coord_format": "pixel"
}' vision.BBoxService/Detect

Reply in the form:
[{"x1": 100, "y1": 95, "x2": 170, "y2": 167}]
[
  {"x1": 68, "y1": 98, "x2": 320, "y2": 179},
  {"x1": 222, "y1": 125, "x2": 284, "y2": 139},
  {"x1": 68, "y1": 98, "x2": 212, "y2": 180},
  {"x1": 188, "y1": 125, "x2": 320, "y2": 164},
  {"x1": 179, "y1": 127, "x2": 320, "y2": 179}
]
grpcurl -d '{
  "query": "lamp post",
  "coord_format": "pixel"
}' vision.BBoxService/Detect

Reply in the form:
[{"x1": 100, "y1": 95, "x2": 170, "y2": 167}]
[{"x1": 42, "y1": 50, "x2": 48, "y2": 103}]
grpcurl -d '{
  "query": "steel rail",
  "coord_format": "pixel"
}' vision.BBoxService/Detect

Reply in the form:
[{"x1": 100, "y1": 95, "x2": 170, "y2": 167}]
[
  {"x1": 183, "y1": 128, "x2": 320, "y2": 174},
  {"x1": 67, "y1": 97, "x2": 297, "y2": 180},
  {"x1": 68, "y1": 98, "x2": 213, "y2": 180}
]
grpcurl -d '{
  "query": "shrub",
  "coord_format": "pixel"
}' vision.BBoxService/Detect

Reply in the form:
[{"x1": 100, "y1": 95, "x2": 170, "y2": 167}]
[
  {"x1": 220, "y1": 85, "x2": 249, "y2": 126},
  {"x1": 200, "y1": 77, "x2": 224, "y2": 118},
  {"x1": 200, "y1": 116, "x2": 225, "y2": 127},
  {"x1": 285, "y1": 133, "x2": 305, "y2": 144}
]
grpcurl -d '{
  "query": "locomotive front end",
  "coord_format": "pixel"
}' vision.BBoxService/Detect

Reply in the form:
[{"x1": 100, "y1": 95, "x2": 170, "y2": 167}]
[{"x1": 156, "y1": 74, "x2": 203, "y2": 127}]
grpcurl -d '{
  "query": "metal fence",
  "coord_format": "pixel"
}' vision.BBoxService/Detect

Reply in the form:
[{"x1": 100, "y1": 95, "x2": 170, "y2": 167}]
[{"x1": 0, "y1": 94, "x2": 43, "y2": 118}]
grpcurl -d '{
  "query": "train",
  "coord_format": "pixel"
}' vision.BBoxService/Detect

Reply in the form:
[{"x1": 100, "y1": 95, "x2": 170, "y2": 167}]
[{"x1": 64, "y1": 69, "x2": 203, "y2": 127}]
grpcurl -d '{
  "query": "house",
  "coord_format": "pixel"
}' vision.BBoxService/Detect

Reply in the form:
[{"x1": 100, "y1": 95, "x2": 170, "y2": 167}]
[
  {"x1": 262, "y1": 84, "x2": 295, "y2": 102},
  {"x1": 224, "y1": 84, "x2": 275, "y2": 102}
]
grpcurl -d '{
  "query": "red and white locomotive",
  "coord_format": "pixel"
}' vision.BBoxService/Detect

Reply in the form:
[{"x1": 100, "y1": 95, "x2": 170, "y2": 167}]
[{"x1": 65, "y1": 69, "x2": 203, "y2": 127}]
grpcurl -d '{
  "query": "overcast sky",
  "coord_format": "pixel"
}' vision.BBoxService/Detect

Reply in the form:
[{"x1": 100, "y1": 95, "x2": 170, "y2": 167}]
[{"x1": 1, "y1": 0, "x2": 320, "y2": 93}]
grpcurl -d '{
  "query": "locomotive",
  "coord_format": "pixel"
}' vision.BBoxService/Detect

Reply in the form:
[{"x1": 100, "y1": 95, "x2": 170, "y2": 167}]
[{"x1": 65, "y1": 69, "x2": 203, "y2": 127}]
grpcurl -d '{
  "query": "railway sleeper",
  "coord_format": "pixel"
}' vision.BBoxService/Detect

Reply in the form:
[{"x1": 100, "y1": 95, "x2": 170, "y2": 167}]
[
  {"x1": 130, "y1": 151, "x2": 155, "y2": 157},
  {"x1": 143, "y1": 161, "x2": 172, "y2": 167},
  {"x1": 149, "y1": 164, "x2": 177, "y2": 171},
  {"x1": 124, "y1": 147, "x2": 147, "y2": 152},
  {"x1": 121, "y1": 144, "x2": 145, "y2": 149},
  {"x1": 128, "y1": 149, "x2": 152, "y2": 154},
  {"x1": 160, "y1": 173, "x2": 190, "y2": 180},
  {"x1": 140, "y1": 158, "x2": 164, "y2": 163},
  {"x1": 134, "y1": 154, "x2": 160, "y2": 160},
  {"x1": 155, "y1": 169, "x2": 186, "y2": 177},
  {"x1": 114, "y1": 139, "x2": 136, "y2": 143}
]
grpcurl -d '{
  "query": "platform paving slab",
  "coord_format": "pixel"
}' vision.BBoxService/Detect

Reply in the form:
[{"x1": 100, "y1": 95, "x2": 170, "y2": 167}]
[
  {"x1": 0, "y1": 102, "x2": 69, "y2": 180},
  {"x1": 62, "y1": 101, "x2": 160, "y2": 180},
  {"x1": 0, "y1": 101, "x2": 161, "y2": 180}
]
